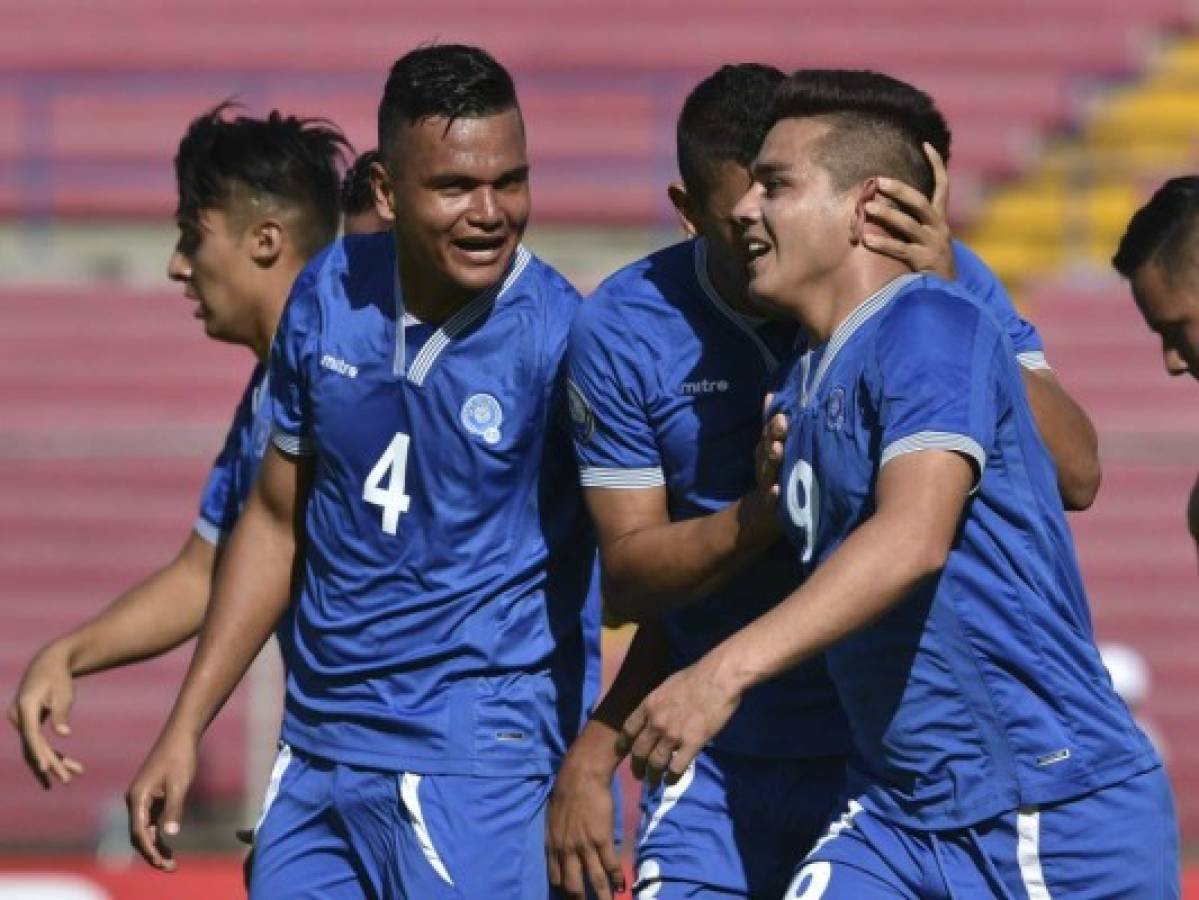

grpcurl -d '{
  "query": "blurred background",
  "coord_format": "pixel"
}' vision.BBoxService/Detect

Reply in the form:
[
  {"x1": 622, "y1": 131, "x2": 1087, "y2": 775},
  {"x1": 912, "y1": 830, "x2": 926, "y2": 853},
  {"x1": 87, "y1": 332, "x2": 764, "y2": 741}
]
[{"x1": 1, "y1": 0, "x2": 1197, "y2": 896}]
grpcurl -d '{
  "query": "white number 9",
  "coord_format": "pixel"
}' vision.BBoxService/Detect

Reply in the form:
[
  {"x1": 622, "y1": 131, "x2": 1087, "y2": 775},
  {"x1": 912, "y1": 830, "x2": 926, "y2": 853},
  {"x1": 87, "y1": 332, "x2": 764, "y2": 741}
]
[{"x1": 785, "y1": 458, "x2": 819, "y2": 564}]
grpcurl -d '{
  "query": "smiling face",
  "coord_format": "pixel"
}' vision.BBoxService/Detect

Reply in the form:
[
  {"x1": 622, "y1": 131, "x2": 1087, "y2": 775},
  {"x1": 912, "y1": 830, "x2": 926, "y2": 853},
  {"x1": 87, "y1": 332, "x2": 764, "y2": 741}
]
[
  {"x1": 1130, "y1": 260, "x2": 1199, "y2": 379},
  {"x1": 376, "y1": 109, "x2": 529, "y2": 306},
  {"x1": 166, "y1": 207, "x2": 262, "y2": 346},
  {"x1": 733, "y1": 117, "x2": 857, "y2": 316}
]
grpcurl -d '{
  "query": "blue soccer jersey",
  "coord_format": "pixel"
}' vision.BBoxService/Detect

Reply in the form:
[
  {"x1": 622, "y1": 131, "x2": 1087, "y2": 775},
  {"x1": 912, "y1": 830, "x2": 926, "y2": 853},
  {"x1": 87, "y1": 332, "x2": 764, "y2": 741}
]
[
  {"x1": 776, "y1": 273, "x2": 1158, "y2": 828},
  {"x1": 268, "y1": 231, "x2": 599, "y2": 776},
  {"x1": 194, "y1": 363, "x2": 271, "y2": 545},
  {"x1": 568, "y1": 238, "x2": 1046, "y2": 759}
]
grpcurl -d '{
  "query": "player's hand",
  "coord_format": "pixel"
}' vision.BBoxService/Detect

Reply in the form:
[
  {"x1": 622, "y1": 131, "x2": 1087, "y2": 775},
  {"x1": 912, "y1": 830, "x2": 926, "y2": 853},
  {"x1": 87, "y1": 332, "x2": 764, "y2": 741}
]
[
  {"x1": 753, "y1": 395, "x2": 788, "y2": 506},
  {"x1": 545, "y1": 744, "x2": 625, "y2": 900},
  {"x1": 618, "y1": 658, "x2": 742, "y2": 787},
  {"x1": 862, "y1": 142, "x2": 955, "y2": 280},
  {"x1": 8, "y1": 643, "x2": 85, "y2": 789},
  {"x1": 126, "y1": 729, "x2": 197, "y2": 871}
]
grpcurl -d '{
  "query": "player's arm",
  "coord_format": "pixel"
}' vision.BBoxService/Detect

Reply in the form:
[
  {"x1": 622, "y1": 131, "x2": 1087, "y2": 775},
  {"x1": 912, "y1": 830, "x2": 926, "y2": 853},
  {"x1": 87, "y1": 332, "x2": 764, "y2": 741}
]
[
  {"x1": 587, "y1": 457, "x2": 781, "y2": 624},
  {"x1": 547, "y1": 621, "x2": 670, "y2": 900},
  {"x1": 620, "y1": 449, "x2": 973, "y2": 784},
  {"x1": 125, "y1": 445, "x2": 309, "y2": 871},
  {"x1": 1021, "y1": 368, "x2": 1099, "y2": 510},
  {"x1": 8, "y1": 530, "x2": 217, "y2": 788}
]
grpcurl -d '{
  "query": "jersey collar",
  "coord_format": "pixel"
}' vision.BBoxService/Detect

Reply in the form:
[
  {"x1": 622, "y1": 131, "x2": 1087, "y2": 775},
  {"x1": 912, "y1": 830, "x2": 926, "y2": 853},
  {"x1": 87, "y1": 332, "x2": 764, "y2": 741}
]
[
  {"x1": 693, "y1": 238, "x2": 780, "y2": 374},
  {"x1": 800, "y1": 272, "x2": 921, "y2": 406},
  {"x1": 392, "y1": 244, "x2": 532, "y2": 385}
]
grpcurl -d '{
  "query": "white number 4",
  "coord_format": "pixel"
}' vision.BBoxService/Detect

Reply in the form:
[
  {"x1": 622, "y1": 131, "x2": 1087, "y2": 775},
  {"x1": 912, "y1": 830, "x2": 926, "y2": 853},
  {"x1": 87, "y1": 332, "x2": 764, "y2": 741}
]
[{"x1": 363, "y1": 433, "x2": 411, "y2": 535}]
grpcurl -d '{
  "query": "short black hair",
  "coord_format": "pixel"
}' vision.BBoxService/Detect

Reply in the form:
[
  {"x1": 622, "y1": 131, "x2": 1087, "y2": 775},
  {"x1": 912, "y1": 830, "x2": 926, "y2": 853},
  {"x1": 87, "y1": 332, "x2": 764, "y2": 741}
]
[
  {"x1": 677, "y1": 63, "x2": 786, "y2": 201},
  {"x1": 1113, "y1": 176, "x2": 1199, "y2": 284},
  {"x1": 768, "y1": 69, "x2": 952, "y2": 199},
  {"x1": 377, "y1": 44, "x2": 518, "y2": 165},
  {"x1": 175, "y1": 102, "x2": 349, "y2": 256},
  {"x1": 341, "y1": 149, "x2": 380, "y2": 217}
]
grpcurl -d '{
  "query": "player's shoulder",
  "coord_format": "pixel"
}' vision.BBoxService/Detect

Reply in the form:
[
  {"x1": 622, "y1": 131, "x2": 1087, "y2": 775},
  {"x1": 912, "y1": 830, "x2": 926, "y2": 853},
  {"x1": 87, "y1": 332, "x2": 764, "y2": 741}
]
[
  {"x1": 879, "y1": 273, "x2": 997, "y2": 342},
  {"x1": 578, "y1": 239, "x2": 696, "y2": 335},
  {"x1": 287, "y1": 231, "x2": 393, "y2": 322},
  {"x1": 506, "y1": 247, "x2": 583, "y2": 315}
]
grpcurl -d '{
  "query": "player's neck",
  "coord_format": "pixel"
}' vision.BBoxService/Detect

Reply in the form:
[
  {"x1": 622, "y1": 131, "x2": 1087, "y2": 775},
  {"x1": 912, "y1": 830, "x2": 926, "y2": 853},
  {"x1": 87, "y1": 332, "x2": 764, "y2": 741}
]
[
  {"x1": 396, "y1": 256, "x2": 480, "y2": 325},
  {"x1": 252, "y1": 270, "x2": 301, "y2": 362},
  {"x1": 797, "y1": 255, "x2": 910, "y2": 344},
  {"x1": 704, "y1": 248, "x2": 756, "y2": 317}
]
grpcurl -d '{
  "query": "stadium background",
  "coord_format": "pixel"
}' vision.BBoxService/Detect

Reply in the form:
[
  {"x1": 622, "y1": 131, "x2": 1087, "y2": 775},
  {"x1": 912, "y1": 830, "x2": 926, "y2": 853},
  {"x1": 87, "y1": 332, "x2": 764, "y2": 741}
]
[{"x1": 1, "y1": 0, "x2": 1197, "y2": 896}]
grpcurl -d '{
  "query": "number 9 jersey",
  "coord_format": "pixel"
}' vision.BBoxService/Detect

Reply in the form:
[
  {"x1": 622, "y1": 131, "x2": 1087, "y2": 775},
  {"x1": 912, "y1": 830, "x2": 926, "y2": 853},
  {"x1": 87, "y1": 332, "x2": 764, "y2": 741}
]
[{"x1": 266, "y1": 231, "x2": 600, "y2": 777}]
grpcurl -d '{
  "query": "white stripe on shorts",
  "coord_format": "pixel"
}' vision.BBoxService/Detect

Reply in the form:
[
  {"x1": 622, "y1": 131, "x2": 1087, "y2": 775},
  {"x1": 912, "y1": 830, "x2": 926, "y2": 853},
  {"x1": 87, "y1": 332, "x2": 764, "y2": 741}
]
[
  {"x1": 640, "y1": 761, "x2": 696, "y2": 844},
  {"x1": 399, "y1": 773, "x2": 455, "y2": 886},
  {"x1": 1017, "y1": 806, "x2": 1052, "y2": 899},
  {"x1": 253, "y1": 742, "x2": 292, "y2": 836}
]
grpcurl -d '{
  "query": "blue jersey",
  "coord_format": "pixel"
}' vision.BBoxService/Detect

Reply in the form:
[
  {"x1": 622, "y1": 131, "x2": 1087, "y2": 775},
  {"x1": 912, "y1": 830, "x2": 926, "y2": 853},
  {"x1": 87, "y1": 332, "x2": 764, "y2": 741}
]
[
  {"x1": 194, "y1": 363, "x2": 271, "y2": 545},
  {"x1": 268, "y1": 231, "x2": 599, "y2": 776},
  {"x1": 776, "y1": 273, "x2": 1157, "y2": 829},
  {"x1": 568, "y1": 238, "x2": 1045, "y2": 759}
]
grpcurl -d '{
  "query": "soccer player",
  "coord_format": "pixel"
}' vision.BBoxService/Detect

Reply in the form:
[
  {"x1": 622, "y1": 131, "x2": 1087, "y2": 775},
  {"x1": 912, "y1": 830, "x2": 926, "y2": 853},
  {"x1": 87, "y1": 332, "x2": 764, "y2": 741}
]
[
  {"x1": 125, "y1": 45, "x2": 599, "y2": 899},
  {"x1": 341, "y1": 149, "x2": 393, "y2": 235},
  {"x1": 621, "y1": 69, "x2": 1177, "y2": 898},
  {"x1": 548, "y1": 65, "x2": 1103, "y2": 900},
  {"x1": 1112, "y1": 177, "x2": 1199, "y2": 560},
  {"x1": 7, "y1": 105, "x2": 348, "y2": 790}
]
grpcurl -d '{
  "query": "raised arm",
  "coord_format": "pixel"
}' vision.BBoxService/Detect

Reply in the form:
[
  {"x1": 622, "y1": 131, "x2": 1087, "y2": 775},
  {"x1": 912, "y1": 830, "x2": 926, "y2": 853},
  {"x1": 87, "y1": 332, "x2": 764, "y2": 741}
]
[{"x1": 125, "y1": 446, "x2": 309, "y2": 870}]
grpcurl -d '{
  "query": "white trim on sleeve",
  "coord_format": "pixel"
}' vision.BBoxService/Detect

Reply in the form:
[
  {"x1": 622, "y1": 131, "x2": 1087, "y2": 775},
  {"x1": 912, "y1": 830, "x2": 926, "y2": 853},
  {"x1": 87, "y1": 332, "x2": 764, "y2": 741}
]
[
  {"x1": 1017, "y1": 350, "x2": 1051, "y2": 371},
  {"x1": 880, "y1": 431, "x2": 987, "y2": 486},
  {"x1": 579, "y1": 466, "x2": 666, "y2": 489},
  {"x1": 192, "y1": 517, "x2": 224, "y2": 546},
  {"x1": 271, "y1": 427, "x2": 314, "y2": 457}
]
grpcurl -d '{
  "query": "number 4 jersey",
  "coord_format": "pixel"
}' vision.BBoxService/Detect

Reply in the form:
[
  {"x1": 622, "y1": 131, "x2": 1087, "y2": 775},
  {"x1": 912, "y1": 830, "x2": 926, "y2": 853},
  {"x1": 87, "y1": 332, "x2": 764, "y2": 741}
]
[{"x1": 267, "y1": 231, "x2": 600, "y2": 776}]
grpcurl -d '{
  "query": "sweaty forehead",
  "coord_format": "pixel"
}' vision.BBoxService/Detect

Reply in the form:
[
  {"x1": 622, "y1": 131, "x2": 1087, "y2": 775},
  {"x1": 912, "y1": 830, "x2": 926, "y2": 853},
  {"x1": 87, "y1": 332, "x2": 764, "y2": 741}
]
[{"x1": 755, "y1": 118, "x2": 833, "y2": 171}]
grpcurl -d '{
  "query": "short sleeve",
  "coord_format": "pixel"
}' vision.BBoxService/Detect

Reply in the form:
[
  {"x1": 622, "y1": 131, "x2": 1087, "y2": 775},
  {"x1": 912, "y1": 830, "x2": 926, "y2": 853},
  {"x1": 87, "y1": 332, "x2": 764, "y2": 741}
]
[
  {"x1": 194, "y1": 374, "x2": 257, "y2": 544},
  {"x1": 268, "y1": 267, "x2": 320, "y2": 457},
  {"x1": 566, "y1": 298, "x2": 663, "y2": 489},
  {"x1": 951, "y1": 240, "x2": 1049, "y2": 371},
  {"x1": 195, "y1": 443, "x2": 236, "y2": 545},
  {"x1": 873, "y1": 288, "x2": 1005, "y2": 487}
]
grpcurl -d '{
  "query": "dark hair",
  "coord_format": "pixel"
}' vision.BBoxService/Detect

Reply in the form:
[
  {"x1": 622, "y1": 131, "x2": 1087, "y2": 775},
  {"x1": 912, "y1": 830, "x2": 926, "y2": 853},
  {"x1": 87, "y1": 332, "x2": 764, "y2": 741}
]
[
  {"x1": 175, "y1": 102, "x2": 350, "y2": 256},
  {"x1": 378, "y1": 44, "x2": 518, "y2": 163},
  {"x1": 1113, "y1": 176, "x2": 1199, "y2": 283},
  {"x1": 341, "y1": 149, "x2": 380, "y2": 217},
  {"x1": 768, "y1": 69, "x2": 952, "y2": 199},
  {"x1": 676, "y1": 63, "x2": 786, "y2": 201}
]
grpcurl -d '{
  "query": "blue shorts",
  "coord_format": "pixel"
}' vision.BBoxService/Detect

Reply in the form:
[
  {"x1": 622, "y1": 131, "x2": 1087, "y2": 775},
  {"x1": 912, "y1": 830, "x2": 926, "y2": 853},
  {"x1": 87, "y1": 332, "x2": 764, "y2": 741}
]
[
  {"x1": 633, "y1": 748, "x2": 847, "y2": 899},
  {"x1": 786, "y1": 766, "x2": 1178, "y2": 899},
  {"x1": 251, "y1": 744, "x2": 553, "y2": 899}
]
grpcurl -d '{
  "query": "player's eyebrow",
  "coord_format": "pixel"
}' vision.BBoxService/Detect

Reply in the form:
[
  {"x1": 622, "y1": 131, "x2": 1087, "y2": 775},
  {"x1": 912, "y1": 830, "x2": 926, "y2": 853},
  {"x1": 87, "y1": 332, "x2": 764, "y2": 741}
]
[
  {"x1": 426, "y1": 164, "x2": 529, "y2": 190},
  {"x1": 750, "y1": 159, "x2": 790, "y2": 181}
]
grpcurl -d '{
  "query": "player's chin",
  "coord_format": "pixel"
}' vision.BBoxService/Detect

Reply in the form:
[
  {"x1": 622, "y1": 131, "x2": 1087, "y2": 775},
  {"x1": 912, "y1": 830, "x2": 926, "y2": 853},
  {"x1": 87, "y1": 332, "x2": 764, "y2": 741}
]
[{"x1": 443, "y1": 246, "x2": 517, "y2": 293}]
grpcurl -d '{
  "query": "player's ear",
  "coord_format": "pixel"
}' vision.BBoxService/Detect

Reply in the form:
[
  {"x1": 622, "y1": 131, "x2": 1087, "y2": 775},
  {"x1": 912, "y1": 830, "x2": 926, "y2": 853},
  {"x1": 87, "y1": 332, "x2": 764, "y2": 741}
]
[
  {"x1": 249, "y1": 219, "x2": 285, "y2": 268},
  {"x1": 371, "y1": 159, "x2": 397, "y2": 224},
  {"x1": 850, "y1": 177, "x2": 878, "y2": 246},
  {"x1": 668, "y1": 181, "x2": 701, "y2": 239}
]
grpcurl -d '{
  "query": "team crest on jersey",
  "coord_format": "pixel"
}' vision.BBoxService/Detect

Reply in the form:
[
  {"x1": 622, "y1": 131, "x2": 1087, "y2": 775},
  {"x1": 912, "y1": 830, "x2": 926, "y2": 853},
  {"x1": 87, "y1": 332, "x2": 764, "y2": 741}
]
[
  {"x1": 566, "y1": 379, "x2": 596, "y2": 443},
  {"x1": 826, "y1": 385, "x2": 846, "y2": 431},
  {"x1": 460, "y1": 392, "x2": 503, "y2": 445}
]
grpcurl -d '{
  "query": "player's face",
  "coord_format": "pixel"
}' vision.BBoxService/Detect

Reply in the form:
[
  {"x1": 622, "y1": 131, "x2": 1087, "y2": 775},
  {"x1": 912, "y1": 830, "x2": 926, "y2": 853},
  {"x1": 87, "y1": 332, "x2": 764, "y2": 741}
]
[
  {"x1": 734, "y1": 118, "x2": 854, "y2": 313},
  {"x1": 693, "y1": 161, "x2": 755, "y2": 293},
  {"x1": 383, "y1": 109, "x2": 529, "y2": 299},
  {"x1": 167, "y1": 208, "x2": 259, "y2": 346},
  {"x1": 1130, "y1": 261, "x2": 1199, "y2": 379}
]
